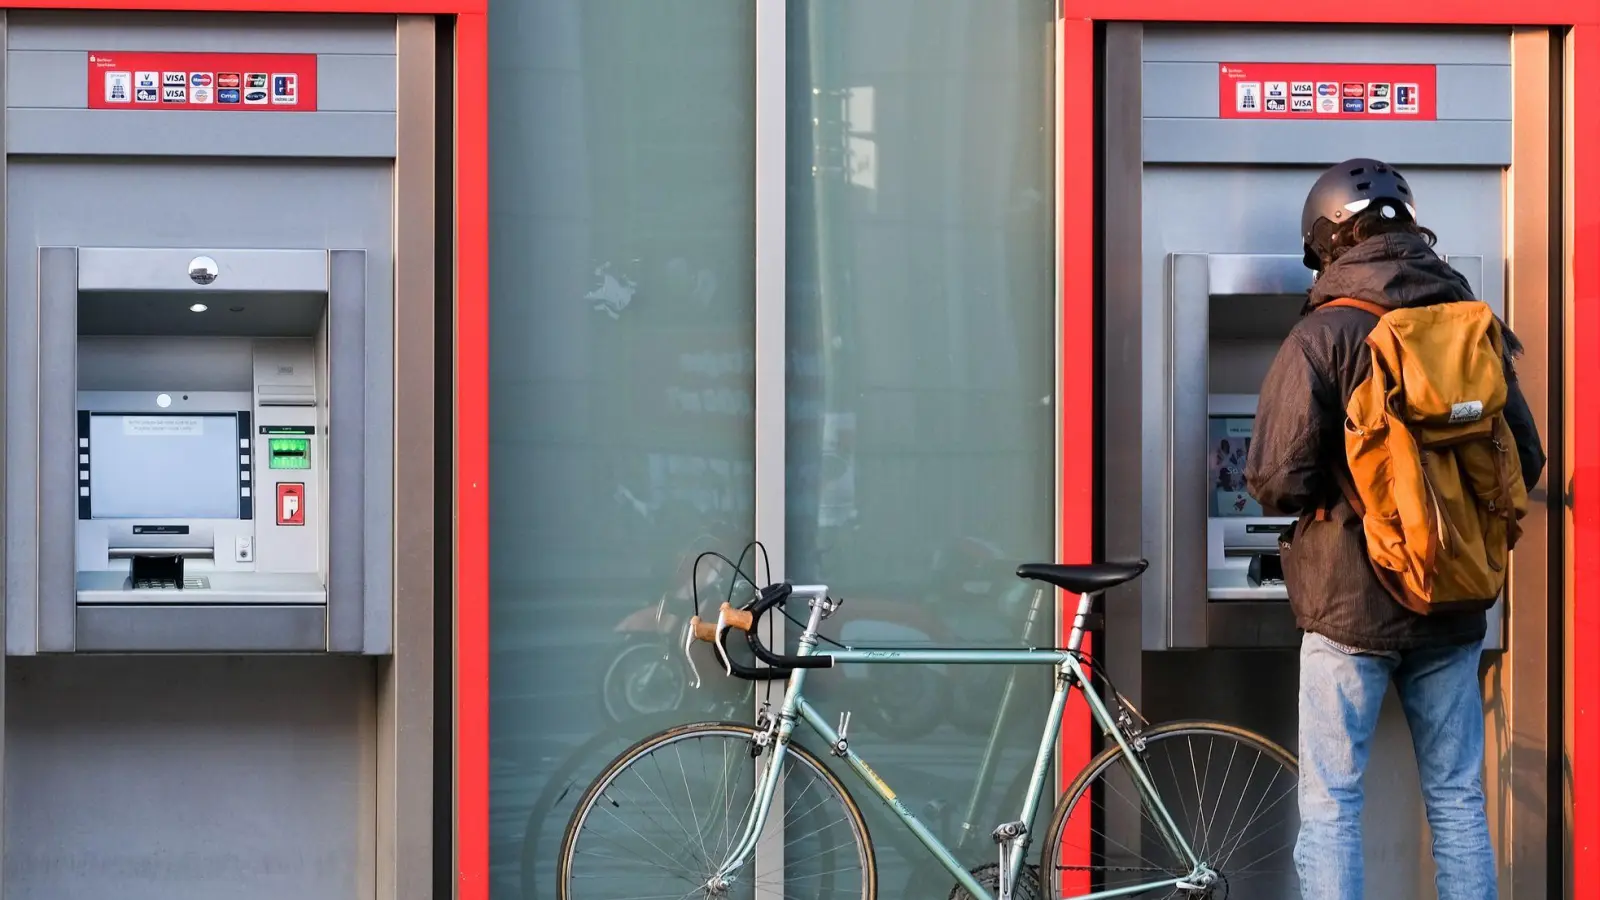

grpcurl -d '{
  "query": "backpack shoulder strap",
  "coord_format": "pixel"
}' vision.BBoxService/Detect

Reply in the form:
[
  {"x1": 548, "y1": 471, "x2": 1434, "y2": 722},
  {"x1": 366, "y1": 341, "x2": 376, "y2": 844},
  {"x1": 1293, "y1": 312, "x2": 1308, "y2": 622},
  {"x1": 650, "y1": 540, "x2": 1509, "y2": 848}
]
[
  {"x1": 1310, "y1": 297, "x2": 1386, "y2": 524},
  {"x1": 1319, "y1": 297, "x2": 1390, "y2": 318}
]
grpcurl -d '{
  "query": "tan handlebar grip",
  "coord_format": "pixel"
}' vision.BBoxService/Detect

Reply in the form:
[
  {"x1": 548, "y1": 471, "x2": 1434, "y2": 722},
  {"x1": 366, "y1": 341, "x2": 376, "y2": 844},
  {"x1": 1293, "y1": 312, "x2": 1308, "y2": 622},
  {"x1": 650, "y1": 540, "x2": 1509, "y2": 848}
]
[
  {"x1": 720, "y1": 603, "x2": 754, "y2": 632},
  {"x1": 689, "y1": 617, "x2": 717, "y2": 643}
]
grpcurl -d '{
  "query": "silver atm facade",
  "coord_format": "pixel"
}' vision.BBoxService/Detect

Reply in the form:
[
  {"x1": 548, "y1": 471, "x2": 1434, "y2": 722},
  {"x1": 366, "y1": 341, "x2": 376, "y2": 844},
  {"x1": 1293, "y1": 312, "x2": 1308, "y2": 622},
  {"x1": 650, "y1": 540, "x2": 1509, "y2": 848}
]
[
  {"x1": 0, "y1": 12, "x2": 441, "y2": 900},
  {"x1": 29, "y1": 247, "x2": 382, "y2": 653},
  {"x1": 1099, "y1": 23, "x2": 1556, "y2": 900}
]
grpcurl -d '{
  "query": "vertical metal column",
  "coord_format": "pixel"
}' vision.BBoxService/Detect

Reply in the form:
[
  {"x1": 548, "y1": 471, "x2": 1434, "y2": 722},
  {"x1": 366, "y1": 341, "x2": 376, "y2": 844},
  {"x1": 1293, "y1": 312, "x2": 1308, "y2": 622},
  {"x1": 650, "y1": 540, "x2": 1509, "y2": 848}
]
[
  {"x1": 751, "y1": 0, "x2": 787, "y2": 896},
  {"x1": 384, "y1": 15, "x2": 439, "y2": 900},
  {"x1": 1490, "y1": 27, "x2": 1557, "y2": 900},
  {"x1": 1097, "y1": 20, "x2": 1146, "y2": 878}
]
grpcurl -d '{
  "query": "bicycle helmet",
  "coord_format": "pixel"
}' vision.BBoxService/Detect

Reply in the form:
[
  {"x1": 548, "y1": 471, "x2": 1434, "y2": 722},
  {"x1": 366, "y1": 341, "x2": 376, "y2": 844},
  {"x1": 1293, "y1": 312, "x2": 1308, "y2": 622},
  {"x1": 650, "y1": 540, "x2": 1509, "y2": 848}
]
[{"x1": 1300, "y1": 157, "x2": 1418, "y2": 270}]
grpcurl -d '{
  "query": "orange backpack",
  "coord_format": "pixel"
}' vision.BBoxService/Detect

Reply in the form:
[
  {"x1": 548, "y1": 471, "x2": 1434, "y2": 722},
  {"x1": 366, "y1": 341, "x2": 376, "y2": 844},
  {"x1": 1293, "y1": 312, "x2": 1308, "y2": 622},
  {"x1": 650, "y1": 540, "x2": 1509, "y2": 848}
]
[{"x1": 1322, "y1": 297, "x2": 1528, "y2": 615}]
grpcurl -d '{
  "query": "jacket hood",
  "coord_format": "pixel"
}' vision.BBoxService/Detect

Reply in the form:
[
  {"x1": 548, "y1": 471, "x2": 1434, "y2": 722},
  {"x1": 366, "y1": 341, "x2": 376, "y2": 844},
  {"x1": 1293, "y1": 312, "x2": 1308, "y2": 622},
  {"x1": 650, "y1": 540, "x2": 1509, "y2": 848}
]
[
  {"x1": 1305, "y1": 231, "x2": 1475, "y2": 312},
  {"x1": 1304, "y1": 230, "x2": 1522, "y2": 357}
]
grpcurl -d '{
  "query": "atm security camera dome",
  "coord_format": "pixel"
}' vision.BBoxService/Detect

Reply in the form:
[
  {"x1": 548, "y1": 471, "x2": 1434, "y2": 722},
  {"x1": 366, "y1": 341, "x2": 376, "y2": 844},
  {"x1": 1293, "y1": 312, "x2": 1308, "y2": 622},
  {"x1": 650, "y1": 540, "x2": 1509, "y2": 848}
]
[{"x1": 188, "y1": 255, "x2": 219, "y2": 286}]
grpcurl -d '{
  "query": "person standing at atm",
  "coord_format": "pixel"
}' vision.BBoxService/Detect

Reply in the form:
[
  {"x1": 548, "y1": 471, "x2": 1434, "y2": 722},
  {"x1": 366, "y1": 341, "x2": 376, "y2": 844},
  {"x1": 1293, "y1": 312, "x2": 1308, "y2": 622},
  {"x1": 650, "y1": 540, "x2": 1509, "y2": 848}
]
[{"x1": 1244, "y1": 157, "x2": 1545, "y2": 900}]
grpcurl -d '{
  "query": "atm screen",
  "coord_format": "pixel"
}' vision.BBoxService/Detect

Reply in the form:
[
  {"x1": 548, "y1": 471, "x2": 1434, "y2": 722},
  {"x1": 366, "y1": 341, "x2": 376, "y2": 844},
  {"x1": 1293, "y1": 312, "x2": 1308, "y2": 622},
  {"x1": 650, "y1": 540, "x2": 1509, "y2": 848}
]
[
  {"x1": 87, "y1": 413, "x2": 242, "y2": 519},
  {"x1": 1208, "y1": 415, "x2": 1264, "y2": 518}
]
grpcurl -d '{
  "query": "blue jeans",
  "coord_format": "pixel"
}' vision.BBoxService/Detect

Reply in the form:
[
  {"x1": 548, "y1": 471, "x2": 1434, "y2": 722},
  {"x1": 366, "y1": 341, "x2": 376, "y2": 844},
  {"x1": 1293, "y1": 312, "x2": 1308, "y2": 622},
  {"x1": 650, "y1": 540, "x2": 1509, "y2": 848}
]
[{"x1": 1294, "y1": 632, "x2": 1495, "y2": 900}]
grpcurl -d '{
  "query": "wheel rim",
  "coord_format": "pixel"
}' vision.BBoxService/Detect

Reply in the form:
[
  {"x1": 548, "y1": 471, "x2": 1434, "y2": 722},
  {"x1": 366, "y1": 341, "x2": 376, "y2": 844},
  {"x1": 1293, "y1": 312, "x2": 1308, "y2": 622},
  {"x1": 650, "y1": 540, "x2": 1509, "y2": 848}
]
[
  {"x1": 562, "y1": 725, "x2": 873, "y2": 900},
  {"x1": 1046, "y1": 724, "x2": 1300, "y2": 898}
]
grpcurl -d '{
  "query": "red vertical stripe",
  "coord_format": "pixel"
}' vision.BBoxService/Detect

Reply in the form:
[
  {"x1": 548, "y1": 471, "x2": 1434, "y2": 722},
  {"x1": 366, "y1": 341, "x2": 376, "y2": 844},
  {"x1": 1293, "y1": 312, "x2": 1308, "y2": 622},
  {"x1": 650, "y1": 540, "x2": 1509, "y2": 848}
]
[
  {"x1": 1573, "y1": 22, "x2": 1600, "y2": 899},
  {"x1": 455, "y1": 10, "x2": 492, "y2": 900},
  {"x1": 1058, "y1": 15, "x2": 1096, "y2": 896}
]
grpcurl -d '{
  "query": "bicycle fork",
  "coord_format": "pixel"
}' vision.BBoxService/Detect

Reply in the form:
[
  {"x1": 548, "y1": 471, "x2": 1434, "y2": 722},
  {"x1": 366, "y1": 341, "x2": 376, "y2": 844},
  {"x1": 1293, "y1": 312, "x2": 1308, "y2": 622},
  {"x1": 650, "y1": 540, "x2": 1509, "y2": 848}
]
[{"x1": 705, "y1": 602, "x2": 830, "y2": 894}]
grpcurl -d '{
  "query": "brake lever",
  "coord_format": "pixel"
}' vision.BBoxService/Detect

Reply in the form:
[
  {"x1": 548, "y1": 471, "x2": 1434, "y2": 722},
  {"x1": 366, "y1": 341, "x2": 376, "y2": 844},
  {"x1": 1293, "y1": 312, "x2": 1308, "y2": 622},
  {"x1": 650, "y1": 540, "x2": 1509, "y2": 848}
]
[
  {"x1": 682, "y1": 621, "x2": 703, "y2": 690},
  {"x1": 712, "y1": 606, "x2": 735, "y2": 676}
]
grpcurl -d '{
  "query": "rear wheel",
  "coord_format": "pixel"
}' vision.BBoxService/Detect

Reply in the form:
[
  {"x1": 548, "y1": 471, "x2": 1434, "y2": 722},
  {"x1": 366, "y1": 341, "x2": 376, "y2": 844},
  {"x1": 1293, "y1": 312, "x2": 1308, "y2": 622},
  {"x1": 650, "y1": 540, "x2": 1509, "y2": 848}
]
[
  {"x1": 558, "y1": 721, "x2": 877, "y2": 900},
  {"x1": 1041, "y1": 720, "x2": 1299, "y2": 898}
]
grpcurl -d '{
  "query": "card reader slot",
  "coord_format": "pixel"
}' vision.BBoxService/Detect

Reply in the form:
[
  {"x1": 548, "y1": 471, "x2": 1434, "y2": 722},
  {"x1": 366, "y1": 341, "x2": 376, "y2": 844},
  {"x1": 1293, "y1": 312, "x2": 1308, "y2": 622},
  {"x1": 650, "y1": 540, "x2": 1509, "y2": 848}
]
[{"x1": 109, "y1": 547, "x2": 215, "y2": 559}]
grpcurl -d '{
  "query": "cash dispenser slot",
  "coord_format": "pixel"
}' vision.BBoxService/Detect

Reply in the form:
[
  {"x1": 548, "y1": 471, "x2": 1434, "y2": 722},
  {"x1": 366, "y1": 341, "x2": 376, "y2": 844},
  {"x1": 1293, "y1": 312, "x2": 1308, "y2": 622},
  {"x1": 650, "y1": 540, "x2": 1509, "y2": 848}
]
[{"x1": 128, "y1": 553, "x2": 191, "y2": 591}]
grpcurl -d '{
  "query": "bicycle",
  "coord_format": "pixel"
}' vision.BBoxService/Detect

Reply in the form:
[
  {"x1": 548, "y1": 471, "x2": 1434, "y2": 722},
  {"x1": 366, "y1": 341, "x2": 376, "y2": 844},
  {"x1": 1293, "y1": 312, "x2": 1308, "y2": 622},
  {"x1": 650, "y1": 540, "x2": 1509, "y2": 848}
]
[
  {"x1": 524, "y1": 577, "x2": 1062, "y2": 900},
  {"x1": 557, "y1": 558, "x2": 1300, "y2": 900}
]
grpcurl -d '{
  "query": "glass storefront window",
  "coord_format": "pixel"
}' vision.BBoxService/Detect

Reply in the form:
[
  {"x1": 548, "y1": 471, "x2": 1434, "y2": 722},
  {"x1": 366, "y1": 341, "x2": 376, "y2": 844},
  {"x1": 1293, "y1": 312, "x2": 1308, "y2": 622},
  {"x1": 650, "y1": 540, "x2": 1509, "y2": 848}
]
[
  {"x1": 786, "y1": 0, "x2": 1058, "y2": 896},
  {"x1": 487, "y1": 3, "x2": 756, "y2": 898},
  {"x1": 489, "y1": 1, "x2": 1056, "y2": 896}
]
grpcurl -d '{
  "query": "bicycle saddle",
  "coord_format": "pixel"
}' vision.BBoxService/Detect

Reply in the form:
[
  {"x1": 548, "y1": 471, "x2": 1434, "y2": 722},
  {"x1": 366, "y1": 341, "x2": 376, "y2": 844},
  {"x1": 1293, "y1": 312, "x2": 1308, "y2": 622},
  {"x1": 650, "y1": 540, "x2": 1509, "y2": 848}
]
[{"x1": 1015, "y1": 560, "x2": 1149, "y2": 595}]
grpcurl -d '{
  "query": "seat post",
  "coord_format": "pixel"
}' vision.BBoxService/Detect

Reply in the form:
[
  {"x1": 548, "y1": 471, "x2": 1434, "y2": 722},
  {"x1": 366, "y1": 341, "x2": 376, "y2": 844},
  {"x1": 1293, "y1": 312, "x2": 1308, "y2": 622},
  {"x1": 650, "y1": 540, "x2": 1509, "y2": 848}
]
[{"x1": 1065, "y1": 590, "x2": 1095, "y2": 653}]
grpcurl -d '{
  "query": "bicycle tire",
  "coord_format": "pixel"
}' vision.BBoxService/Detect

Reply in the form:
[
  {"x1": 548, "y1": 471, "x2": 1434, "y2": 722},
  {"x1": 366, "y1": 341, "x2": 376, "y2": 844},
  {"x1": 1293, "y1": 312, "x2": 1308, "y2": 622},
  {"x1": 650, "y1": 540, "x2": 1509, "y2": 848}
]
[
  {"x1": 557, "y1": 720, "x2": 879, "y2": 900},
  {"x1": 1040, "y1": 719, "x2": 1299, "y2": 898}
]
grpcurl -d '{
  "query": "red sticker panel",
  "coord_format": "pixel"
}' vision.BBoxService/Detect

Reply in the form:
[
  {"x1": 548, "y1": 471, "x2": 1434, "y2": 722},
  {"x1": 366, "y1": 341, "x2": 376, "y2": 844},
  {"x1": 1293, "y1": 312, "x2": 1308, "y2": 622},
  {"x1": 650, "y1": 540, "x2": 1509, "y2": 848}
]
[
  {"x1": 1218, "y1": 62, "x2": 1437, "y2": 120},
  {"x1": 276, "y1": 483, "x2": 305, "y2": 526},
  {"x1": 87, "y1": 52, "x2": 319, "y2": 111}
]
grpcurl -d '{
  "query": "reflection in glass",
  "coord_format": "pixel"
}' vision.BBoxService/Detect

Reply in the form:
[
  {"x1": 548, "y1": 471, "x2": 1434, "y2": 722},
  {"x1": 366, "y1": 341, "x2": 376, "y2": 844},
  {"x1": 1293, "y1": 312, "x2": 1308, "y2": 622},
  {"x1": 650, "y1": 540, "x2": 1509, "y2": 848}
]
[
  {"x1": 487, "y1": 2, "x2": 756, "y2": 898},
  {"x1": 786, "y1": 1, "x2": 1058, "y2": 898}
]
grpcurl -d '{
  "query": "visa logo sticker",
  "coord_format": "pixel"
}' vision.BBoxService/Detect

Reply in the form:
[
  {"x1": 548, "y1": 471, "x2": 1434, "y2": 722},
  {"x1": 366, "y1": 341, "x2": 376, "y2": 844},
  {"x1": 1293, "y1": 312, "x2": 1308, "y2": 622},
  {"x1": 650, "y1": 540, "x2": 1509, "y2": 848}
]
[{"x1": 1290, "y1": 96, "x2": 1314, "y2": 112}]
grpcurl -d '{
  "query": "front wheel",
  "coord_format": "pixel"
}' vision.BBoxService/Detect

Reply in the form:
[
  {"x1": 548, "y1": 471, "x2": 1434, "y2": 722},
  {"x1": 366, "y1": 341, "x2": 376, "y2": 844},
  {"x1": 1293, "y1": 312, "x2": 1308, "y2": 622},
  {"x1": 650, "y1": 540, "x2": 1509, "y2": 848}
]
[
  {"x1": 1041, "y1": 720, "x2": 1300, "y2": 898},
  {"x1": 558, "y1": 721, "x2": 877, "y2": 900}
]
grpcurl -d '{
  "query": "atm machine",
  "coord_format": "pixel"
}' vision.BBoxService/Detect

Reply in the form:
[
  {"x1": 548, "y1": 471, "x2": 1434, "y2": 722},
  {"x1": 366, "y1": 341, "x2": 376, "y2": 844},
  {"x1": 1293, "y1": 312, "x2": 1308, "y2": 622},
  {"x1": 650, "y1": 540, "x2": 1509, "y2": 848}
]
[
  {"x1": 1098, "y1": 22, "x2": 1523, "y2": 900},
  {"x1": 32, "y1": 247, "x2": 381, "y2": 653},
  {"x1": 1159, "y1": 250, "x2": 1501, "y2": 650},
  {"x1": 0, "y1": 12, "x2": 438, "y2": 900}
]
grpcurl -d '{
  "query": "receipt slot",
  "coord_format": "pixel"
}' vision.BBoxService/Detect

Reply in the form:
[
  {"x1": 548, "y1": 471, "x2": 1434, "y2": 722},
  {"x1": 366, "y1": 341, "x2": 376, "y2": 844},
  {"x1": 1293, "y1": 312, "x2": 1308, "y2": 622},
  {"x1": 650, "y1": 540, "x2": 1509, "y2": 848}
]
[{"x1": 6, "y1": 246, "x2": 389, "y2": 654}]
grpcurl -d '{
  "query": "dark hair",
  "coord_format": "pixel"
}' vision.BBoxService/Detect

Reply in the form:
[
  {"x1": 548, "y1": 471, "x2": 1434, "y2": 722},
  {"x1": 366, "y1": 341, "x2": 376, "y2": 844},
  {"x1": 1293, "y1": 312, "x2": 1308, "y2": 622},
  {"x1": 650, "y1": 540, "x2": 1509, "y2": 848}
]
[{"x1": 1312, "y1": 205, "x2": 1439, "y2": 269}]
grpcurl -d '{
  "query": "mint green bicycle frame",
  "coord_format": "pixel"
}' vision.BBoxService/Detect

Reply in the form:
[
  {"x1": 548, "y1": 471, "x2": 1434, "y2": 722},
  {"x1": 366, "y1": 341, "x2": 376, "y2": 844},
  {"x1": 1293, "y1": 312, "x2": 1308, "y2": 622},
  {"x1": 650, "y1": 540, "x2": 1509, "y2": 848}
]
[{"x1": 705, "y1": 586, "x2": 1207, "y2": 900}]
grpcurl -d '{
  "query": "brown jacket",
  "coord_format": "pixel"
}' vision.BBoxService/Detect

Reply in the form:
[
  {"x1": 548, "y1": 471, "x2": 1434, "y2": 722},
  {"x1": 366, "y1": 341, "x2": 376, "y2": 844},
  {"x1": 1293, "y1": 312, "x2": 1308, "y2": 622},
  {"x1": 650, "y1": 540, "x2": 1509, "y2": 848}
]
[{"x1": 1244, "y1": 232, "x2": 1546, "y2": 651}]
